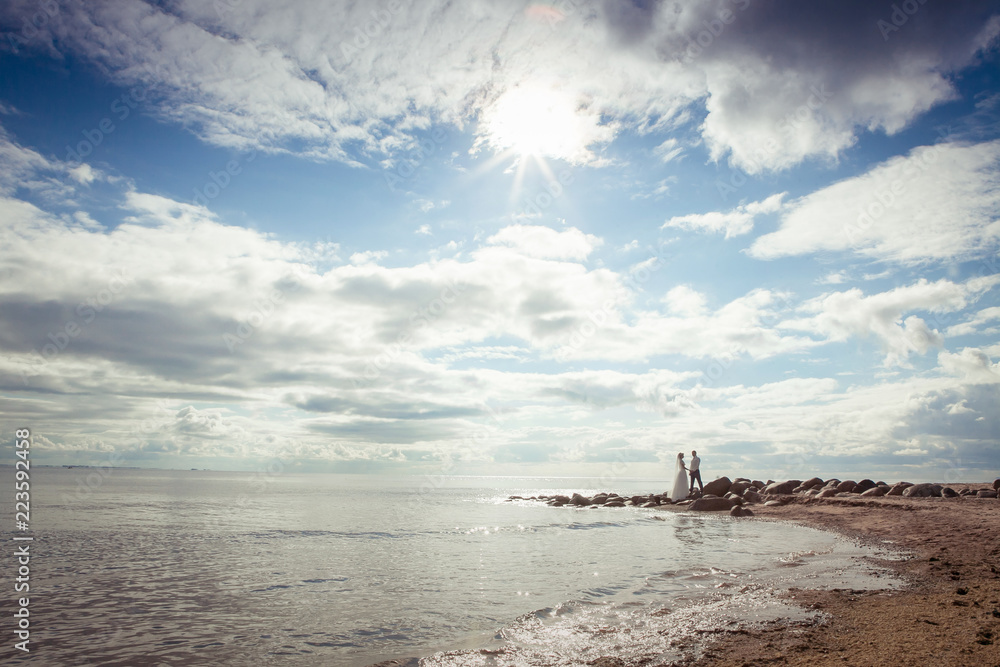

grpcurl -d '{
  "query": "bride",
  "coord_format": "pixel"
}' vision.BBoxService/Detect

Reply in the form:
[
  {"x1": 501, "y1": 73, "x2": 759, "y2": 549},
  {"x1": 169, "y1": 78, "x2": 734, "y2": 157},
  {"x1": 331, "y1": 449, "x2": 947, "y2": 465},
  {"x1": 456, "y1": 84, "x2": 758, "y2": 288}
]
[{"x1": 670, "y1": 452, "x2": 688, "y2": 502}]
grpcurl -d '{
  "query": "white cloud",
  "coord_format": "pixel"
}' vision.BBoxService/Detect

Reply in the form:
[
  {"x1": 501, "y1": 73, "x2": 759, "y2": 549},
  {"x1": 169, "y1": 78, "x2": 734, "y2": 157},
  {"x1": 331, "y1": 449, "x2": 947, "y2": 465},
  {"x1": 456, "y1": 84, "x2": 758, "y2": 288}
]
[
  {"x1": 946, "y1": 306, "x2": 1000, "y2": 337},
  {"x1": 416, "y1": 224, "x2": 432, "y2": 236},
  {"x1": 486, "y1": 224, "x2": 602, "y2": 261},
  {"x1": 783, "y1": 277, "x2": 999, "y2": 367},
  {"x1": 937, "y1": 347, "x2": 1000, "y2": 384},
  {"x1": 7, "y1": 0, "x2": 994, "y2": 170},
  {"x1": 749, "y1": 140, "x2": 1000, "y2": 264},
  {"x1": 349, "y1": 250, "x2": 389, "y2": 265},
  {"x1": 662, "y1": 285, "x2": 707, "y2": 317},
  {"x1": 653, "y1": 138, "x2": 683, "y2": 163},
  {"x1": 663, "y1": 193, "x2": 785, "y2": 238}
]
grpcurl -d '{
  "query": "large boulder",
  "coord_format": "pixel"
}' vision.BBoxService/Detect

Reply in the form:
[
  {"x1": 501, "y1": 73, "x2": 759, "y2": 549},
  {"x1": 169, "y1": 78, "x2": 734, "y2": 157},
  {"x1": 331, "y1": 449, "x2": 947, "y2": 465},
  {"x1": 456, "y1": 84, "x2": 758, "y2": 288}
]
[
  {"x1": 977, "y1": 489, "x2": 998, "y2": 498},
  {"x1": 941, "y1": 487, "x2": 959, "y2": 498},
  {"x1": 886, "y1": 482, "x2": 912, "y2": 496},
  {"x1": 860, "y1": 486, "x2": 886, "y2": 497},
  {"x1": 763, "y1": 479, "x2": 801, "y2": 495},
  {"x1": 818, "y1": 488, "x2": 839, "y2": 498},
  {"x1": 853, "y1": 479, "x2": 878, "y2": 494},
  {"x1": 730, "y1": 480, "x2": 752, "y2": 496},
  {"x1": 743, "y1": 489, "x2": 763, "y2": 503},
  {"x1": 751, "y1": 480, "x2": 765, "y2": 489},
  {"x1": 688, "y1": 497, "x2": 736, "y2": 512},
  {"x1": 902, "y1": 483, "x2": 942, "y2": 498},
  {"x1": 994, "y1": 479, "x2": 1000, "y2": 491},
  {"x1": 571, "y1": 493, "x2": 592, "y2": 506},
  {"x1": 703, "y1": 476, "x2": 733, "y2": 497},
  {"x1": 836, "y1": 480, "x2": 857, "y2": 493},
  {"x1": 800, "y1": 477, "x2": 825, "y2": 490}
]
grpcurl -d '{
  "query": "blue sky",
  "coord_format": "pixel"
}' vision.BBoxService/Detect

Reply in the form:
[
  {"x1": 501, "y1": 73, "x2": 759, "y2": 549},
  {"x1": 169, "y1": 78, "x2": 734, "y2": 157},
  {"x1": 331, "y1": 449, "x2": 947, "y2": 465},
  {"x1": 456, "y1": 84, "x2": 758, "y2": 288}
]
[{"x1": 1, "y1": 0, "x2": 999, "y2": 482}]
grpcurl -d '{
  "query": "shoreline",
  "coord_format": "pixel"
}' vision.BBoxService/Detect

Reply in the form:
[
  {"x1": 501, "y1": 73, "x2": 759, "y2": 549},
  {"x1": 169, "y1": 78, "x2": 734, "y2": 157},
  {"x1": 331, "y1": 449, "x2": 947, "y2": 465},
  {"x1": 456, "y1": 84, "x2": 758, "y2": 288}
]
[
  {"x1": 691, "y1": 488, "x2": 1000, "y2": 666},
  {"x1": 368, "y1": 481, "x2": 999, "y2": 667}
]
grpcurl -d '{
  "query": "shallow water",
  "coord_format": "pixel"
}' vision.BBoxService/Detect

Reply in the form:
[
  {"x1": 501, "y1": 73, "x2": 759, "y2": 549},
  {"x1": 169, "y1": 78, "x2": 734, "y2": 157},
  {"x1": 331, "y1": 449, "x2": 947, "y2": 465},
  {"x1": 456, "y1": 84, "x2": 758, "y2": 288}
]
[{"x1": 2, "y1": 469, "x2": 904, "y2": 665}]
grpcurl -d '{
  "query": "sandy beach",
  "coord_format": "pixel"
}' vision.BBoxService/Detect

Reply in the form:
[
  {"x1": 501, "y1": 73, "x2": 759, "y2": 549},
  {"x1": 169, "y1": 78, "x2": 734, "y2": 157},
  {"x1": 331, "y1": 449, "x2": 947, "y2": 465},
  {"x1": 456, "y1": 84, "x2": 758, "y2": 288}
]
[{"x1": 693, "y1": 485, "x2": 1000, "y2": 666}]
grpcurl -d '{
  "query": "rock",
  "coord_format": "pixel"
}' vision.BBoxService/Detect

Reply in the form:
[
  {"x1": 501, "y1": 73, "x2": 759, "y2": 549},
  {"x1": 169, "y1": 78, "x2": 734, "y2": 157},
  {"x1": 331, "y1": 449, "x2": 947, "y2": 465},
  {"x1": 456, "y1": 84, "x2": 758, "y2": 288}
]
[
  {"x1": 553, "y1": 495, "x2": 571, "y2": 504},
  {"x1": 740, "y1": 508, "x2": 754, "y2": 517},
  {"x1": 547, "y1": 500, "x2": 565, "y2": 507},
  {"x1": 604, "y1": 500, "x2": 625, "y2": 507},
  {"x1": 763, "y1": 500, "x2": 783, "y2": 506},
  {"x1": 860, "y1": 486, "x2": 886, "y2": 497},
  {"x1": 994, "y1": 478, "x2": 1000, "y2": 491},
  {"x1": 592, "y1": 494, "x2": 608, "y2": 504},
  {"x1": 641, "y1": 501, "x2": 659, "y2": 508},
  {"x1": 751, "y1": 480, "x2": 765, "y2": 489},
  {"x1": 571, "y1": 493, "x2": 592, "y2": 506},
  {"x1": 729, "y1": 505, "x2": 744, "y2": 517},
  {"x1": 703, "y1": 477, "x2": 733, "y2": 497},
  {"x1": 587, "y1": 658, "x2": 625, "y2": 667},
  {"x1": 836, "y1": 480, "x2": 857, "y2": 493},
  {"x1": 730, "y1": 481, "x2": 752, "y2": 496},
  {"x1": 854, "y1": 479, "x2": 878, "y2": 493},
  {"x1": 743, "y1": 490, "x2": 762, "y2": 503},
  {"x1": 823, "y1": 478, "x2": 841, "y2": 488},
  {"x1": 902, "y1": 483, "x2": 942, "y2": 498},
  {"x1": 977, "y1": 490, "x2": 998, "y2": 498},
  {"x1": 941, "y1": 487, "x2": 958, "y2": 498},
  {"x1": 886, "y1": 482, "x2": 912, "y2": 496},
  {"x1": 763, "y1": 479, "x2": 800, "y2": 495},
  {"x1": 688, "y1": 497, "x2": 736, "y2": 512},
  {"x1": 734, "y1": 477, "x2": 751, "y2": 483},
  {"x1": 818, "y1": 488, "x2": 839, "y2": 498},
  {"x1": 800, "y1": 477, "x2": 825, "y2": 490}
]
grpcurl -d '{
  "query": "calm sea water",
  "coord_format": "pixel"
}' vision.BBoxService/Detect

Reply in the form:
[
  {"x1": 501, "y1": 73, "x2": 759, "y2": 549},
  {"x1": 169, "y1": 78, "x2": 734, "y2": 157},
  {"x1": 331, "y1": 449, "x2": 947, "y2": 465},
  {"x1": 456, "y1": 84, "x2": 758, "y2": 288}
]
[{"x1": 2, "y1": 468, "x2": 903, "y2": 666}]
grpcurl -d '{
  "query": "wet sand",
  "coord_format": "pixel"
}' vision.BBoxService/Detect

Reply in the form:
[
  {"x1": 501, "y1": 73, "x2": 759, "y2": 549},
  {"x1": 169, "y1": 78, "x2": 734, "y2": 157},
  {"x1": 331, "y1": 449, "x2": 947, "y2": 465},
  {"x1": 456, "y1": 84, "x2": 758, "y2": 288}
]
[{"x1": 693, "y1": 485, "x2": 1000, "y2": 666}]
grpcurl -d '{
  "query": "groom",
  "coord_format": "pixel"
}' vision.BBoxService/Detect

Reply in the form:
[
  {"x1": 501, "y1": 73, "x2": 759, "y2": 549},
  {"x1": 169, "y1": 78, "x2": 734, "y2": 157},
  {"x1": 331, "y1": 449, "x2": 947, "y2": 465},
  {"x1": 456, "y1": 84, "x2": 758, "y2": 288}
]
[{"x1": 689, "y1": 450, "x2": 704, "y2": 493}]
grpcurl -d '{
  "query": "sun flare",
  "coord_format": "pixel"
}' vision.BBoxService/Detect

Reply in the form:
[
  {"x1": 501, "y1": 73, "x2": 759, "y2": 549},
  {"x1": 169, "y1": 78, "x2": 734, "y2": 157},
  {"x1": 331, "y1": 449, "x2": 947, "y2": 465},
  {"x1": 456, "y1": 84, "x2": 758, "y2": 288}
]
[{"x1": 482, "y1": 83, "x2": 600, "y2": 163}]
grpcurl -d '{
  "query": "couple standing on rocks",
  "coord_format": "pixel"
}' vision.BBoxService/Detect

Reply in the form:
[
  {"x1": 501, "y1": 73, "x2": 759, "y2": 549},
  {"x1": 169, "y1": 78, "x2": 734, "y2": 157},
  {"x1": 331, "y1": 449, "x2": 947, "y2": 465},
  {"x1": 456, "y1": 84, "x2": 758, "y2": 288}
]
[{"x1": 670, "y1": 450, "x2": 703, "y2": 502}]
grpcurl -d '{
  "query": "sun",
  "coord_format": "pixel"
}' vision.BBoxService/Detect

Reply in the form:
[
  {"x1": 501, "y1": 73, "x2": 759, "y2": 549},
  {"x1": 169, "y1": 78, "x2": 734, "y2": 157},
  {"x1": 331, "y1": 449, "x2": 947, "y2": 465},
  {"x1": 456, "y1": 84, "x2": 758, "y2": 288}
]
[{"x1": 481, "y1": 82, "x2": 600, "y2": 163}]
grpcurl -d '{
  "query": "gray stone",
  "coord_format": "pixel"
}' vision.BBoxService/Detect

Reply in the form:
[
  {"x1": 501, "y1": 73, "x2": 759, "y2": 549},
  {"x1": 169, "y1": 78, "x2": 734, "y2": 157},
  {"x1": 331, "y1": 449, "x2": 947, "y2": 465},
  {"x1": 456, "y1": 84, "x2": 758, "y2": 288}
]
[
  {"x1": 902, "y1": 483, "x2": 942, "y2": 498},
  {"x1": 729, "y1": 505, "x2": 744, "y2": 517},
  {"x1": 604, "y1": 500, "x2": 625, "y2": 507},
  {"x1": 763, "y1": 500, "x2": 783, "y2": 506},
  {"x1": 703, "y1": 477, "x2": 733, "y2": 497},
  {"x1": 764, "y1": 479, "x2": 800, "y2": 495},
  {"x1": 729, "y1": 481, "x2": 752, "y2": 496},
  {"x1": 571, "y1": 493, "x2": 592, "y2": 506},
  {"x1": 886, "y1": 482, "x2": 912, "y2": 496},
  {"x1": 836, "y1": 480, "x2": 857, "y2": 493},
  {"x1": 977, "y1": 489, "x2": 998, "y2": 498},
  {"x1": 743, "y1": 489, "x2": 762, "y2": 503},
  {"x1": 818, "y1": 488, "x2": 839, "y2": 498},
  {"x1": 688, "y1": 497, "x2": 736, "y2": 512},
  {"x1": 941, "y1": 487, "x2": 958, "y2": 498},
  {"x1": 751, "y1": 480, "x2": 765, "y2": 489},
  {"x1": 854, "y1": 479, "x2": 878, "y2": 494},
  {"x1": 860, "y1": 486, "x2": 886, "y2": 497},
  {"x1": 800, "y1": 477, "x2": 825, "y2": 490}
]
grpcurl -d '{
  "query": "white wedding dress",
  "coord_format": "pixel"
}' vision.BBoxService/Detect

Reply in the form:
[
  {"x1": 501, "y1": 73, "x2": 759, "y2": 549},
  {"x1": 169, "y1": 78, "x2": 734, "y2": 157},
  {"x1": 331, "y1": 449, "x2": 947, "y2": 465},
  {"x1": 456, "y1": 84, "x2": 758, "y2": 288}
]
[{"x1": 670, "y1": 456, "x2": 688, "y2": 502}]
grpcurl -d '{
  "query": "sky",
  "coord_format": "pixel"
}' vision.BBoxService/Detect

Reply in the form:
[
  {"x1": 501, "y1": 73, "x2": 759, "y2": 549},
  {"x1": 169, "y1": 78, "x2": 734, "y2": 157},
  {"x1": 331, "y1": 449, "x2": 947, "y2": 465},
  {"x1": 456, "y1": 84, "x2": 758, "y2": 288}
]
[{"x1": 0, "y1": 0, "x2": 999, "y2": 483}]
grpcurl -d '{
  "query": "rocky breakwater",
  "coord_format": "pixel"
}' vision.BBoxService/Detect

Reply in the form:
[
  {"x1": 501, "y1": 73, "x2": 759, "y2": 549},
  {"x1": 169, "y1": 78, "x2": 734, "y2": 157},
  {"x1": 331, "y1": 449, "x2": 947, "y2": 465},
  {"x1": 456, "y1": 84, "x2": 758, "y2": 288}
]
[{"x1": 507, "y1": 477, "x2": 1000, "y2": 515}]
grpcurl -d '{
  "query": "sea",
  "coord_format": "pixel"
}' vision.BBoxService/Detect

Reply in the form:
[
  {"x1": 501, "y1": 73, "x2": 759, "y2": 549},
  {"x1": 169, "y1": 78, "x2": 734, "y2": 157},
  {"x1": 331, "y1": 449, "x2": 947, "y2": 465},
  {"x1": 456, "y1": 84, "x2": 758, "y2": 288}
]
[{"x1": 2, "y1": 468, "x2": 907, "y2": 666}]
